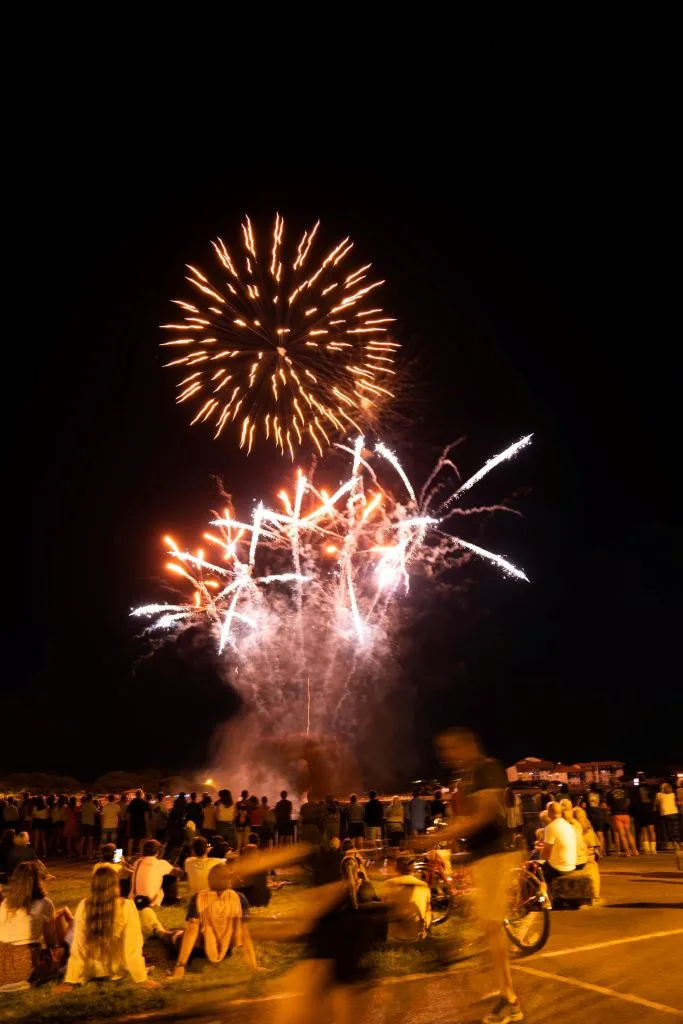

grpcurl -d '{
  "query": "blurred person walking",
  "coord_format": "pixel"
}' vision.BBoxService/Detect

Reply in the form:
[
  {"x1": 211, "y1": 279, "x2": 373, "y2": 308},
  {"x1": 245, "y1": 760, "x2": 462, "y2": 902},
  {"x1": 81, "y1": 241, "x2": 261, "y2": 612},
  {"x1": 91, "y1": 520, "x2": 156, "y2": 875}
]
[{"x1": 425, "y1": 727, "x2": 524, "y2": 1024}]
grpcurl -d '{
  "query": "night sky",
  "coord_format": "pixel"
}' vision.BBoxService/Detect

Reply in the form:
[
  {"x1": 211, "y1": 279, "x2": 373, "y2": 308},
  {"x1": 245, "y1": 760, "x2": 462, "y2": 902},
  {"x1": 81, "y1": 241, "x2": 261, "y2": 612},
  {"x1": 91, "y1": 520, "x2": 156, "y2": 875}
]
[{"x1": 7, "y1": 140, "x2": 679, "y2": 783}]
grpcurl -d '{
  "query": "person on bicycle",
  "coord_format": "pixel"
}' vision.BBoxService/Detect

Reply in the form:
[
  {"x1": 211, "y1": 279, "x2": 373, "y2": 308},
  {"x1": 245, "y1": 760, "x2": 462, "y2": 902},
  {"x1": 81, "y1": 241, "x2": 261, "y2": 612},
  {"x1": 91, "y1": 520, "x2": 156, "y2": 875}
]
[{"x1": 418, "y1": 726, "x2": 524, "y2": 1024}]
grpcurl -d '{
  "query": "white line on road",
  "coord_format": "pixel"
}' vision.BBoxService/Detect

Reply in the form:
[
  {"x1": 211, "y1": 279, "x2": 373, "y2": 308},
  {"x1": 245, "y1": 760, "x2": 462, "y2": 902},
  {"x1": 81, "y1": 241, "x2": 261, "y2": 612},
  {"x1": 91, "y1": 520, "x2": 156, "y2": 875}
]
[
  {"x1": 513, "y1": 963, "x2": 683, "y2": 1017},
  {"x1": 533, "y1": 927, "x2": 683, "y2": 959}
]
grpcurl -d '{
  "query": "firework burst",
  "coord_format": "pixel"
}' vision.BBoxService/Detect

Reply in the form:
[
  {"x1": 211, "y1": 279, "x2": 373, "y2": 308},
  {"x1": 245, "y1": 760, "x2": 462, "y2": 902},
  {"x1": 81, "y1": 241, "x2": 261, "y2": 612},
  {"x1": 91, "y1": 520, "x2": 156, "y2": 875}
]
[
  {"x1": 162, "y1": 215, "x2": 397, "y2": 458},
  {"x1": 132, "y1": 435, "x2": 531, "y2": 731}
]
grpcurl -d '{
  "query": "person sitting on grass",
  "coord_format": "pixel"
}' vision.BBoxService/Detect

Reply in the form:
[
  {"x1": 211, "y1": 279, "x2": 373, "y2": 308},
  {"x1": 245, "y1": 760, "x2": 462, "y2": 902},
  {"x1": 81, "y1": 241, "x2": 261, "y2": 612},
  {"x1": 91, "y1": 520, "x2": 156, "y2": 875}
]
[
  {"x1": 129, "y1": 839, "x2": 181, "y2": 907},
  {"x1": 382, "y1": 855, "x2": 432, "y2": 942},
  {"x1": 171, "y1": 862, "x2": 261, "y2": 979},
  {"x1": 182, "y1": 836, "x2": 226, "y2": 894},
  {"x1": 58, "y1": 864, "x2": 160, "y2": 991},
  {"x1": 234, "y1": 842, "x2": 271, "y2": 907},
  {"x1": 5, "y1": 833, "x2": 54, "y2": 881},
  {"x1": 0, "y1": 862, "x2": 73, "y2": 992},
  {"x1": 94, "y1": 843, "x2": 133, "y2": 897}
]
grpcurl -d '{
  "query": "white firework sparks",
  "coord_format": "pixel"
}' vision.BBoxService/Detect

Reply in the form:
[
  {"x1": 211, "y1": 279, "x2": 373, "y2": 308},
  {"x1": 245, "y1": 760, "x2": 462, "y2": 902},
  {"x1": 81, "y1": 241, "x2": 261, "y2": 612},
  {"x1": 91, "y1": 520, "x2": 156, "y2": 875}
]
[{"x1": 132, "y1": 435, "x2": 531, "y2": 731}]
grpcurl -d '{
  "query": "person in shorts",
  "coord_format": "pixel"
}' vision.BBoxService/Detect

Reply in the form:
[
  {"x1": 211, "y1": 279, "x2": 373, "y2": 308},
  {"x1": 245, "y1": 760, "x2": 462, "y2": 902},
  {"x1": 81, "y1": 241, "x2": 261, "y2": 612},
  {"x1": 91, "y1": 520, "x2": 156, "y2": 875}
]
[
  {"x1": 420, "y1": 727, "x2": 523, "y2": 1024},
  {"x1": 79, "y1": 795, "x2": 97, "y2": 859}
]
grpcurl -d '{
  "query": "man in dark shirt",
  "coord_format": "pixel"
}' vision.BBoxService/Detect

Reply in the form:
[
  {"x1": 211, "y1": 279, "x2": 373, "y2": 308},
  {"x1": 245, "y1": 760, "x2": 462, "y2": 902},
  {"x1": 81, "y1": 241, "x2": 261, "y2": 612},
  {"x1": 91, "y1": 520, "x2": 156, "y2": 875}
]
[
  {"x1": 363, "y1": 790, "x2": 384, "y2": 843},
  {"x1": 126, "y1": 790, "x2": 151, "y2": 856},
  {"x1": 185, "y1": 793, "x2": 203, "y2": 829},
  {"x1": 275, "y1": 790, "x2": 293, "y2": 844},
  {"x1": 418, "y1": 727, "x2": 522, "y2": 1024},
  {"x1": 606, "y1": 779, "x2": 638, "y2": 856}
]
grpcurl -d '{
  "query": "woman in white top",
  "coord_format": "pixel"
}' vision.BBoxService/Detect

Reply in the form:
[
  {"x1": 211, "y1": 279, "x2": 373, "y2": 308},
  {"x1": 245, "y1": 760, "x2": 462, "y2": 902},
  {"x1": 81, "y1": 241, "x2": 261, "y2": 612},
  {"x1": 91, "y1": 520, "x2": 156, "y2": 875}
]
[
  {"x1": 560, "y1": 800, "x2": 588, "y2": 868},
  {"x1": 59, "y1": 865, "x2": 160, "y2": 991},
  {"x1": 655, "y1": 784, "x2": 682, "y2": 866},
  {"x1": 0, "y1": 862, "x2": 72, "y2": 991}
]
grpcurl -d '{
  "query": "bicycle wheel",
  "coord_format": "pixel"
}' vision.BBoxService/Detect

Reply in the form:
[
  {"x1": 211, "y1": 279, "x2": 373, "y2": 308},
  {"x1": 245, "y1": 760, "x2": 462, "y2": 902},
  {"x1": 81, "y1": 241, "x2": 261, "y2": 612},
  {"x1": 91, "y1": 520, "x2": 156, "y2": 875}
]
[{"x1": 504, "y1": 868, "x2": 550, "y2": 955}]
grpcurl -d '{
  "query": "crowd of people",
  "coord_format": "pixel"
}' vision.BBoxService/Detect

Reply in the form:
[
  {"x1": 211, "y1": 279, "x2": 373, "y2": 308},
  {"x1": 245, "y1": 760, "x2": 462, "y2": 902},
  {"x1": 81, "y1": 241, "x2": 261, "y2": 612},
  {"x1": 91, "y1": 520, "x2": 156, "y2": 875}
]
[
  {"x1": 1, "y1": 767, "x2": 682, "y2": 1022},
  {"x1": 519, "y1": 776, "x2": 683, "y2": 865}
]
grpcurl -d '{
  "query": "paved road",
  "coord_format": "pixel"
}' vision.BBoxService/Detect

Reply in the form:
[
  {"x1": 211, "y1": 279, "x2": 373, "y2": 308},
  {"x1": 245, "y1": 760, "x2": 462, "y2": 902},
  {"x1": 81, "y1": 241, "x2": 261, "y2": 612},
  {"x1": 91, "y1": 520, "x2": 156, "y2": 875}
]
[{"x1": 172, "y1": 856, "x2": 682, "y2": 1024}]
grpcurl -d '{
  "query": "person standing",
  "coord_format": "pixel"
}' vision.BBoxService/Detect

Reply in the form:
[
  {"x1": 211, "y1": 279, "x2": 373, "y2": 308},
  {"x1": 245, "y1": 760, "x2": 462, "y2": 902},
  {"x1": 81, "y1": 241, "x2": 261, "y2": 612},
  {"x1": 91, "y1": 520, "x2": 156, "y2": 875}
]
[
  {"x1": 275, "y1": 791, "x2": 293, "y2": 845},
  {"x1": 185, "y1": 793, "x2": 203, "y2": 830},
  {"x1": 632, "y1": 782, "x2": 657, "y2": 854},
  {"x1": 201, "y1": 794, "x2": 216, "y2": 839},
  {"x1": 425, "y1": 727, "x2": 524, "y2": 1024},
  {"x1": 79, "y1": 794, "x2": 97, "y2": 859},
  {"x1": 31, "y1": 798, "x2": 50, "y2": 858},
  {"x1": 385, "y1": 797, "x2": 406, "y2": 847},
  {"x1": 126, "y1": 791, "x2": 151, "y2": 858},
  {"x1": 235, "y1": 792, "x2": 252, "y2": 852},
  {"x1": 363, "y1": 791, "x2": 383, "y2": 845},
  {"x1": 346, "y1": 795, "x2": 365, "y2": 843},
  {"x1": 655, "y1": 783, "x2": 682, "y2": 868},
  {"x1": 215, "y1": 790, "x2": 237, "y2": 848},
  {"x1": 100, "y1": 796, "x2": 120, "y2": 847},
  {"x1": 606, "y1": 779, "x2": 638, "y2": 857},
  {"x1": 63, "y1": 798, "x2": 80, "y2": 859},
  {"x1": 408, "y1": 789, "x2": 429, "y2": 836}
]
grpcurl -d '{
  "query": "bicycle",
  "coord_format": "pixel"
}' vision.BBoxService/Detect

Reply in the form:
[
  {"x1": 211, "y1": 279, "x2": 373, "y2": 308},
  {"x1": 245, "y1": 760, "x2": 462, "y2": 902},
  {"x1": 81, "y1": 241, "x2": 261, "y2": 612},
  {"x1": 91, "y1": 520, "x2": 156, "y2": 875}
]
[{"x1": 412, "y1": 840, "x2": 551, "y2": 955}]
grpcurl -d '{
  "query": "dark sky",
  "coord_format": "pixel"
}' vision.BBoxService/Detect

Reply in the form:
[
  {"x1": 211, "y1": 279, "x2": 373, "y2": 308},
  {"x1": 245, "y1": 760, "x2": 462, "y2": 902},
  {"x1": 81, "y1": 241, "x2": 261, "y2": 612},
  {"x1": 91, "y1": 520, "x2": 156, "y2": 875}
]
[{"x1": 6, "y1": 115, "x2": 679, "y2": 781}]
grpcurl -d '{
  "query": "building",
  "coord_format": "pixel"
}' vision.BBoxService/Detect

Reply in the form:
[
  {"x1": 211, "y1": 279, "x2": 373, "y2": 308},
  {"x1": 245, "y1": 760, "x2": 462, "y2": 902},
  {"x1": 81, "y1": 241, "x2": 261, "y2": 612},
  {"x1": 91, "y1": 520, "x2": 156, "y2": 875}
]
[{"x1": 507, "y1": 757, "x2": 624, "y2": 786}]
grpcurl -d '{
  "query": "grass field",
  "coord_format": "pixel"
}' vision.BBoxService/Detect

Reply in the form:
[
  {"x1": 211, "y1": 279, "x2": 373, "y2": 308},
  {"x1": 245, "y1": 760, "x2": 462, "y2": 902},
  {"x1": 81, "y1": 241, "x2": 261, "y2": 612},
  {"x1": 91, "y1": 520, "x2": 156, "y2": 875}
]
[{"x1": 0, "y1": 859, "x2": 468, "y2": 1024}]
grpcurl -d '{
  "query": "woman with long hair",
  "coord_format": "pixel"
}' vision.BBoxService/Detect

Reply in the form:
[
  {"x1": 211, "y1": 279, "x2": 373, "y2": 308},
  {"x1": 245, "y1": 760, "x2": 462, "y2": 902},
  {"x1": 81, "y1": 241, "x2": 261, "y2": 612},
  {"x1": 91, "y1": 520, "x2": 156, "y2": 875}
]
[
  {"x1": 573, "y1": 807, "x2": 602, "y2": 902},
  {"x1": 31, "y1": 798, "x2": 49, "y2": 859},
  {"x1": 58, "y1": 865, "x2": 159, "y2": 990},
  {"x1": 0, "y1": 862, "x2": 72, "y2": 990}
]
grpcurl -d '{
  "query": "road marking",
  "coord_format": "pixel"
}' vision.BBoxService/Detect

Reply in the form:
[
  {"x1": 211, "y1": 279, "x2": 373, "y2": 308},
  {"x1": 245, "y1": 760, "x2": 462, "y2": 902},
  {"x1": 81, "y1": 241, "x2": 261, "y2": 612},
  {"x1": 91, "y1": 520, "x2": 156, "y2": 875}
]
[
  {"x1": 513, "y1": 964, "x2": 682, "y2": 1017},
  {"x1": 533, "y1": 927, "x2": 683, "y2": 959}
]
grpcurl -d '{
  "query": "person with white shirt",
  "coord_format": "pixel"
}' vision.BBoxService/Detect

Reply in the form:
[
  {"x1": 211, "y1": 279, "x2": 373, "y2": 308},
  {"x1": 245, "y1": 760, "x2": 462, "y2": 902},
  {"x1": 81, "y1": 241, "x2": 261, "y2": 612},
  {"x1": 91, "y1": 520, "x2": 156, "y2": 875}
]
[
  {"x1": 541, "y1": 801, "x2": 577, "y2": 887},
  {"x1": 128, "y1": 840, "x2": 181, "y2": 907},
  {"x1": 182, "y1": 836, "x2": 225, "y2": 893},
  {"x1": 100, "y1": 795, "x2": 120, "y2": 846}
]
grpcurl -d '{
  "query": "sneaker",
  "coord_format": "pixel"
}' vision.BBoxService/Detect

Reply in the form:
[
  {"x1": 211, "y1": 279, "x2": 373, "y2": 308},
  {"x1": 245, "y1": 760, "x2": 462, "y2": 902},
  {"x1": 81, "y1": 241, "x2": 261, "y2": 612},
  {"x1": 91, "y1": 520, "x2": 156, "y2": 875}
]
[{"x1": 484, "y1": 996, "x2": 525, "y2": 1023}]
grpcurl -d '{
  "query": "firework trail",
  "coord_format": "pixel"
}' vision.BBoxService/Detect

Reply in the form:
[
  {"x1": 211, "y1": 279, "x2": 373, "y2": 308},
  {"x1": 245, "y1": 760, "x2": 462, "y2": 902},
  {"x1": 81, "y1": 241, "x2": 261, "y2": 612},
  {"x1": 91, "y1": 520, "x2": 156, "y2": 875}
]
[
  {"x1": 132, "y1": 435, "x2": 531, "y2": 733},
  {"x1": 161, "y1": 214, "x2": 398, "y2": 457}
]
